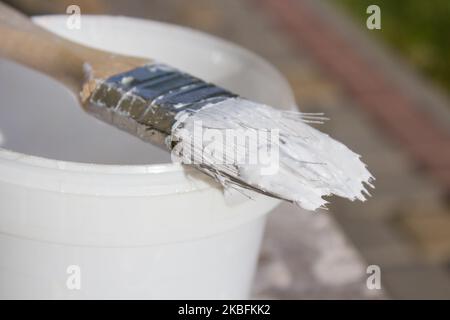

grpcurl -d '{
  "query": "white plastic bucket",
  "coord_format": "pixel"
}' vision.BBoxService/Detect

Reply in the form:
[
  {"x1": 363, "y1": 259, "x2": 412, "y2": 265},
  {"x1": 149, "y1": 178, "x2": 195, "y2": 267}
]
[{"x1": 0, "y1": 16, "x2": 296, "y2": 299}]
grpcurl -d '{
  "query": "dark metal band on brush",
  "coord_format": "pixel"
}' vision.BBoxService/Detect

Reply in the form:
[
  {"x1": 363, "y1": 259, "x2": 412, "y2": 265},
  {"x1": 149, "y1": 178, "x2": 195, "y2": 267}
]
[{"x1": 87, "y1": 63, "x2": 237, "y2": 145}]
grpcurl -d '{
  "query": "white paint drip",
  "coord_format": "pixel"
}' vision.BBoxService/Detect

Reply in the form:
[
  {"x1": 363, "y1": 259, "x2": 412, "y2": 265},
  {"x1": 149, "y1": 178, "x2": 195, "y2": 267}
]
[
  {"x1": 120, "y1": 76, "x2": 134, "y2": 86},
  {"x1": 170, "y1": 98, "x2": 374, "y2": 211},
  {"x1": 82, "y1": 62, "x2": 93, "y2": 81}
]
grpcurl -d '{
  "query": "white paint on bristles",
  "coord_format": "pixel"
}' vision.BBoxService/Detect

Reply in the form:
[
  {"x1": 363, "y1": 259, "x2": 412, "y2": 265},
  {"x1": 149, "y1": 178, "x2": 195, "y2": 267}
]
[{"x1": 170, "y1": 98, "x2": 374, "y2": 211}]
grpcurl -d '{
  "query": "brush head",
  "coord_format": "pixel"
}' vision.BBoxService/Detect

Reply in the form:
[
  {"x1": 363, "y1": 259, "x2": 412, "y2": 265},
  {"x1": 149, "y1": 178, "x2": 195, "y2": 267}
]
[
  {"x1": 83, "y1": 63, "x2": 236, "y2": 145},
  {"x1": 83, "y1": 62, "x2": 374, "y2": 211}
]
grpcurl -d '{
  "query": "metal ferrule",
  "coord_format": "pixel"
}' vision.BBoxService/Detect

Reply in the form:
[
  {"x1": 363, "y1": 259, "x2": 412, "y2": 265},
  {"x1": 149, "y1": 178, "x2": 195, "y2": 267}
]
[{"x1": 87, "y1": 63, "x2": 236, "y2": 145}]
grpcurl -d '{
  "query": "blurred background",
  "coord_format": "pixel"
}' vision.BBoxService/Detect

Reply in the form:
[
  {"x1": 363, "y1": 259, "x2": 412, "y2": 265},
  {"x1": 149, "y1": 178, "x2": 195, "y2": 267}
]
[{"x1": 6, "y1": 0, "x2": 450, "y2": 299}]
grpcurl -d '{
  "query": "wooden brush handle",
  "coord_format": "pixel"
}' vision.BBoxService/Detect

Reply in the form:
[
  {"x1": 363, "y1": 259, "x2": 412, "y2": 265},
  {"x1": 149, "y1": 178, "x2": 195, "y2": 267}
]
[{"x1": 0, "y1": 2, "x2": 148, "y2": 97}]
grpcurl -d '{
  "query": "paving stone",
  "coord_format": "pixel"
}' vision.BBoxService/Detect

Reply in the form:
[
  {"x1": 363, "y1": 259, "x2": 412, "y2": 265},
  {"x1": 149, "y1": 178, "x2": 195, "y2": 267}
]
[
  {"x1": 397, "y1": 207, "x2": 450, "y2": 263},
  {"x1": 382, "y1": 265, "x2": 450, "y2": 299},
  {"x1": 253, "y1": 203, "x2": 385, "y2": 299},
  {"x1": 363, "y1": 244, "x2": 418, "y2": 269}
]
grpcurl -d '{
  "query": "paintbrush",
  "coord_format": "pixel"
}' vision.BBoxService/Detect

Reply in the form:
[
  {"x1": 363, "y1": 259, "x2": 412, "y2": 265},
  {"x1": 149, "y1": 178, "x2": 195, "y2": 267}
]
[{"x1": 0, "y1": 2, "x2": 374, "y2": 211}]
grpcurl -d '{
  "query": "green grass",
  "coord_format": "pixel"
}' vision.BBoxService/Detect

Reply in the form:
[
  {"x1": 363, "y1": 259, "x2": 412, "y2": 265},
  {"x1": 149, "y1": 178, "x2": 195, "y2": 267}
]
[{"x1": 335, "y1": 0, "x2": 450, "y2": 92}]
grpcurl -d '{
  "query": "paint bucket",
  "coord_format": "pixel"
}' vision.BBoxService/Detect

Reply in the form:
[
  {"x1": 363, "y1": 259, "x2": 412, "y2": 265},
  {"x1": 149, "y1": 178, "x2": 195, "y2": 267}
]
[{"x1": 0, "y1": 16, "x2": 295, "y2": 299}]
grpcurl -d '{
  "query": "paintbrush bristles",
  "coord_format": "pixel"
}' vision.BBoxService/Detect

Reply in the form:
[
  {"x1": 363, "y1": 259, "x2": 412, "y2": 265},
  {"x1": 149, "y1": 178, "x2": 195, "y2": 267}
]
[{"x1": 170, "y1": 98, "x2": 374, "y2": 211}]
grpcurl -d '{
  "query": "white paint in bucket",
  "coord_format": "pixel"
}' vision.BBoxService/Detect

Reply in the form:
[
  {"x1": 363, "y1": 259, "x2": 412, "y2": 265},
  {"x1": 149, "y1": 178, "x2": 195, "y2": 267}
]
[{"x1": 0, "y1": 16, "x2": 296, "y2": 299}]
